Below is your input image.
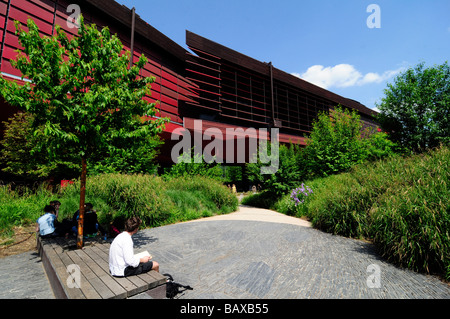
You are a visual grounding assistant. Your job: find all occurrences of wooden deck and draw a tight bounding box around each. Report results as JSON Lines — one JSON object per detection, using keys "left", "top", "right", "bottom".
{"left": 37, "top": 236, "right": 167, "bottom": 299}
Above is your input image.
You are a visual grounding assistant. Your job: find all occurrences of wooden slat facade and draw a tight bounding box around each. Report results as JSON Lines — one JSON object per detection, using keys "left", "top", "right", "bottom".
{"left": 0, "top": 0, "right": 378, "bottom": 168}
{"left": 0, "top": 0, "right": 198, "bottom": 137}
{"left": 185, "top": 30, "right": 378, "bottom": 142}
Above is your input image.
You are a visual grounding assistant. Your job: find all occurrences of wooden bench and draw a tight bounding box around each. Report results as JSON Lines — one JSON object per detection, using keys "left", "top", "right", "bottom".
{"left": 37, "top": 236, "right": 166, "bottom": 299}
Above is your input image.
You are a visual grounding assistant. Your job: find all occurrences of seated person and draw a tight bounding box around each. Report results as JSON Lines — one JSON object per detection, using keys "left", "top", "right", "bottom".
{"left": 109, "top": 216, "right": 159, "bottom": 277}
{"left": 72, "top": 203, "right": 105, "bottom": 237}
{"left": 84, "top": 205, "right": 100, "bottom": 236}
{"left": 50, "top": 200, "right": 61, "bottom": 219}
{"left": 109, "top": 215, "right": 125, "bottom": 238}
{"left": 36, "top": 205, "right": 58, "bottom": 238}
{"left": 71, "top": 203, "right": 93, "bottom": 228}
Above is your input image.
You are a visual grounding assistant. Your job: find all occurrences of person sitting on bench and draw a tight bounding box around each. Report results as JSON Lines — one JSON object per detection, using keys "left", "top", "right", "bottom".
{"left": 109, "top": 216, "right": 159, "bottom": 277}
{"left": 36, "top": 205, "right": 58, "bottom": 238}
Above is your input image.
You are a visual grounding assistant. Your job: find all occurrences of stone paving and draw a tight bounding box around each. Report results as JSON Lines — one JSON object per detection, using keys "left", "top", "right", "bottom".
{"left": 0, "top": 250, "right": 54, "bottom": 299}
{"left": 132, "top": 208, "right": 450, "bottom": 299}
{"left": 0, "top": 205, "right": 449, "bottom": 299}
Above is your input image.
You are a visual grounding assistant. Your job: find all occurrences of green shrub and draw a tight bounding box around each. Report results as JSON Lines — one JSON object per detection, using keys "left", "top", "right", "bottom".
{"left": 0, "top": 112, "right": 80, "bottom": 182}
{"left": 363, "top": 131, "right": 405, "bottom": 160}
{"left": 0, "top": 173, "right": 239, "bottom": 239}
{"left": 164, "top": 152, "right": 224, "bottom": 181}
{"left": 241, "top": 191, "right": 279, "bottom": 209}
{"left": 305, "top": 173, "right": 372, "bottom": 238}
{"left": 165, "top": 175, "right": 238, "bottom": 213}
{"left": 272, "top": 193, "right": 296, "bottom": 216}
{"left": 275, "top": 145, "right": 449, "bottom": 280}
{"left": 62, "top": 173, "right": 174, "bottom": 228}
{"left": 301, "top": 106, "right": 367, "bottom": 178}
{"left": 245, "top": 143, "right": 302, "bottom": 197}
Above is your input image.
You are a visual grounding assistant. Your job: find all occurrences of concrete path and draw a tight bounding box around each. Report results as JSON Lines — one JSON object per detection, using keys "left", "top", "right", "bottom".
{"left": 0, "top": 250, "right": 54, "bottom": 299}
{"left": 131, "top": 205, "right": 450, "bottom": 299}
{"left": 0, "top": 205, "right": 449, "bottom": 299}
{"left": 188, "top": 205, "right": 312, "bottom": 228}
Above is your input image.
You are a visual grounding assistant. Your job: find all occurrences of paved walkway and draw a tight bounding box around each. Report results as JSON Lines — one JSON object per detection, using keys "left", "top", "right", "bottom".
{"left": 0, "top": 205, "right": 449, "bottom": 299}
{"left": 0, "top": 249, "right": 54, "bottom": 299}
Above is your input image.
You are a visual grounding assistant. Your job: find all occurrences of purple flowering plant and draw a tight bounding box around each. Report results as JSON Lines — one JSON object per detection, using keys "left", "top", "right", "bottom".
{"left": 290, "top": 183, "right": 313, "bottom": 206}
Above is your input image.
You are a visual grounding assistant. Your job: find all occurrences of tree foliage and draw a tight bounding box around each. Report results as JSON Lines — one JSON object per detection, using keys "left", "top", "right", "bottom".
{"left": 301, "top": 106, "right": 367, "bottom": 178}
{"left": 246, "top": 143, "right": 302, "bottom": 197}
{"left": 0, "top": 16, "right": 167, "bottom": 247}
{"left": 246, "top": 106, "right": 400, "bottom": 196}
{"left": 0, "top": 16, "right": 166, "bottom": 160}
{"left": 0, "top": 112, "right": 79, "bottom": 181}
{"left": 376, "top": 61, "right": 450, "bottom": 152}
{"left": 0, "top": 112, "right": 163, "bottom": 180}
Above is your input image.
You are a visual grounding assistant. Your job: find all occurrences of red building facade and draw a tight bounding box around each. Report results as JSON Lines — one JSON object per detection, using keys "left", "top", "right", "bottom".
{"left": 0, "top": 0, "right": 198, "bottom": 164}
{"left": 0, "top": 0, "right": 378, "bottom": 168}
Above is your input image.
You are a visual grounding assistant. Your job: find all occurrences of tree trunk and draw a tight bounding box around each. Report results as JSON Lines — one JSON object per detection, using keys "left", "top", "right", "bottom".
{"left": 76, "top": 157, "right": 87, "bottom": 249}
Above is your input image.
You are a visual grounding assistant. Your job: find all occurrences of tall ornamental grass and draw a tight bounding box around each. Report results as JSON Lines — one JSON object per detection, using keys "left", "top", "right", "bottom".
{"left": 0, "top": 184, "right": 54, "bottom": 237}
{"left": 0, "top": 174, "right": 239, "bottom": 239}
{"left": 60, "top": 173, "right": 174, "bottom": 228}
{"left": 60, "top": 174, "right": 239, "bottom": 228}
{"left": 268, "top": 145, "right": 449, "bottom": 280}
{"left": 366, "top": 146, "right": 449, "bottom": 279}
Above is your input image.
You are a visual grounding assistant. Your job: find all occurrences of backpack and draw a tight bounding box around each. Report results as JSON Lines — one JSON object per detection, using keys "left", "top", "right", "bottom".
{"left": 164, "top": 273, "right": 193, "bottom": 299}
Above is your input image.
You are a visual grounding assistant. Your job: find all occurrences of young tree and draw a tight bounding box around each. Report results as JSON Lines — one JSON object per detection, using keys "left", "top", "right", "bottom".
{"left": 0, "top": 16, "right": 167, "bottom": 248}
{"left": 376, "top": 61, "right": 450, "bottom": 152}
{"left": 301, "top": 106, "right": 366, "bottom": 178}
{"left": 246, "top": 142, "right": 302, "bottom": 196}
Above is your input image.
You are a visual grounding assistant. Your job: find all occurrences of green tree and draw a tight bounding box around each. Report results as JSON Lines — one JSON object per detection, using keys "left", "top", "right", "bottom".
{"left": 245, "top": 107, "right": 399, "bottom": 194}
{"left": 246, "top": 142, "right": 302, "bottom": 196}
{"left": 0, "top": 112, "right": 79, "bottom": 181}
{"left": 376, "top": 61, "right": 450, "bottom": 152}
{"left": 1, "top": 112, "right": 163, "bottom": 179}
{"left": 302, "top": 106, "right": 366, "bottom": 178}
{"left": 88, "top": 134, "right": 162, "bottom": 176}
{"left": 0, "top": 17, "right": 167, "bottom": 248}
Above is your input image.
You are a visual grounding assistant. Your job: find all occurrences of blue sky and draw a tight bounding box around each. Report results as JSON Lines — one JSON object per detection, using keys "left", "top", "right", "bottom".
{"left": 115, "top": 0, "right": 450, "bottom": 111}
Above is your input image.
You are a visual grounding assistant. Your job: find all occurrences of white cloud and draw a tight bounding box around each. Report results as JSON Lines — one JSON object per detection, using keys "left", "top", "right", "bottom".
{"left": 292, "top": 64, "right": 403, "bottom": 89}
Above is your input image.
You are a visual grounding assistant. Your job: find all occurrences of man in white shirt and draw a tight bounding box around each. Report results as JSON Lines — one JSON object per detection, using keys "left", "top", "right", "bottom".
{"left": 109, "top": 217, "right": 159, "bottom": 277}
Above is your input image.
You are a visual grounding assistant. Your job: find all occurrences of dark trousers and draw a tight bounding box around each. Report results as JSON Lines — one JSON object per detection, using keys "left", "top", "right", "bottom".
{"left": 124, "top": 261, "right": 154, "bottom": 277}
